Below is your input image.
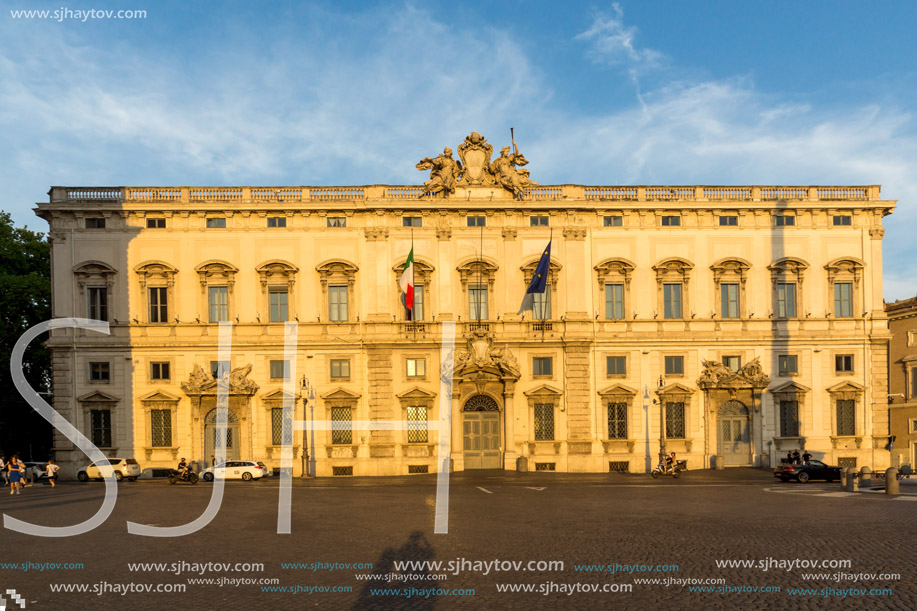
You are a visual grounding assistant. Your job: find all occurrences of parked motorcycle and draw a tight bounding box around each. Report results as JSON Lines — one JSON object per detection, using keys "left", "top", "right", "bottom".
{"left": 168, "top": 469, "right": 199, "bottom": 485}
{"left": 651, "top": 462, "right": 681, "bottom": 479}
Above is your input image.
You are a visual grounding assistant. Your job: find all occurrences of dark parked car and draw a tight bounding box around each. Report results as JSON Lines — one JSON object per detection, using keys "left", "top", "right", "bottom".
{"left": 774, "top": 459, "right": 842, "bottom": 483}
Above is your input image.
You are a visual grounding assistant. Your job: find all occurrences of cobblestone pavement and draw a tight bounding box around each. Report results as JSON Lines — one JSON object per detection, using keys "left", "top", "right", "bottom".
{"left": 0, "top": 469, "right": 914, "bottom": 610}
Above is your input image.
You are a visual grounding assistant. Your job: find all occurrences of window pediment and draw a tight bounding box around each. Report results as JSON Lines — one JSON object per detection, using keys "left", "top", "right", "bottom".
{"left": 657, "top": 383, "right": 694, "bottom": 400}
{"left": 520, "top": 257, "right": 562, "bottom": 287}
{"left": 768, "top": 257, "right": 809, "bottom": 278}
{"left": 523, "top": 384, "right": 563, "bottom": 398}
{"left": 594, "top": 258, "right": 635, "bottom": 283}
{"left": 316, "top": 259, "right": 359, "bottom": 290}
{"left": 597, "top": 383, "right": 638, "bottom": 399}
{"left": 652, "top": 258, "right": 693, "bottom": 281}
{"left": 260, "top": 388, "right": 301, "bottom": 403}
{"left": 195, "top": 260, "right": 238, "bottom": 290}
{"left": 710, "top": 258, "right": 751, "bottom": 283}
{"left": 456, "top": 257, "right": 499, "bottom": 287}
{"left": 256, "top": 260, "right": 299, "bottom": 292}
{"left": 74, "top": 260, "right": 117, "bottom": 294}
{"left": 321, "top": 388, "right": 361, "bottom": 407}
{"left": 825, "top": 258, "right": 864, "bottom": 284}
{"left": 78, "top": 390, "right": 119, "bottom": 403}
{"left": 826, "top": 381, "right": 865, "bottom": 398}
{"left": 139, "top": 390, "right": 181, "bottom": 403}
{"left": 769, "top": 381, "right": 810, "bottom": 397}
{"left": 397, "top": 387, "right": 437, "bottom": 408}
{"left": 392, "top": 258, "right": 434, "bottom": 283}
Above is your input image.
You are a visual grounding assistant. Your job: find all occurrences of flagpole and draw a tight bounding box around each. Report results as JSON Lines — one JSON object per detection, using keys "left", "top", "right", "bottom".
{"left": 412, "top": 227, "right": 416, "bottom": 342}
{"left": 542, "top": 227, "right": 552, "bottom": 342}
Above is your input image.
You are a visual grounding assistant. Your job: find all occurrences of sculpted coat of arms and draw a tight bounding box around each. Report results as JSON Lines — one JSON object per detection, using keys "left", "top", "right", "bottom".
{"left": 417, "top": 131, "right": 537, "bottom": 199}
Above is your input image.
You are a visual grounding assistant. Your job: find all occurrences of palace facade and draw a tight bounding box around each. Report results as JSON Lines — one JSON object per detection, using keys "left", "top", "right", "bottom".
{"left": 35, "top": 134, "right": 896, "bottom": 477}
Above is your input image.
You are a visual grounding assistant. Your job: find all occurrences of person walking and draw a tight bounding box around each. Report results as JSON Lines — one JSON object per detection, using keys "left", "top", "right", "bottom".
{"left": 8, "top": 456, "right": 23, "bottom": 495}
{"left": 46, "top": 459, "right": 60, "bottom": 488}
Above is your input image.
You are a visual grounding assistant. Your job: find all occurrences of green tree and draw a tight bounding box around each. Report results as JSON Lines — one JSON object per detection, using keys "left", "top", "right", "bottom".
{"left": 0, "top": 211, "right": 51, "bottom": 460}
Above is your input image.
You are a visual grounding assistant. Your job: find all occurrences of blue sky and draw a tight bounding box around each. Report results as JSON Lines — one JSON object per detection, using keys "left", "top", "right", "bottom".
{"left": 1, "top": 0, "right": 915, "bottom": 299}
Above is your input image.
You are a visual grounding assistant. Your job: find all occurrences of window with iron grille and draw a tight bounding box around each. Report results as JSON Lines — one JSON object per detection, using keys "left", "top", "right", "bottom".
{"left": 406, "top": 358, "right": 426, "bottom": 378}
{"left": 267, "top": 216, "right": 287, "bottom": 228}
{"left": 779, "top": 401, "right": 799, "bottom": 437}
{"left": 605, "top": 283, "right": 624, "bottom": 319}
{"left": 403, "top": 217, "right": 422, "bottom": 227}
{"left": 607, "top": 356, "right": 626, "bottom": 375}
{"left": 604, "top": 216, "right": 623, "bottom": 227}
{"left": 269, "top": 288, "right": 289, "bottom": 322}
{"left": 467, "top": 216, "right": 486, "bottom": 227}
{"left": 146, "top": 217, "right": 166, "bottom": 228}
{"left": 778, "top": 355, "right": 798, "bottom": 375}
{"left": 533, "top": 357, "right": 553, "bottom": 376}
{"left": 407, "top": 406, "right": 428, "bottom": 443}
{"left": 534, "top": 404, "right": 554, "bottom": 441}
{"left": 88, "top": 287, "right": 108, "bottom": 321}
{"left": 534, "top": 462, "right": 555, "bottom": 471}
{"left": 834, "top": 282, "right": 853, "bottom": 318}
{"left": 151, "top": 409, "right": 172, "bottom": 447}
{"left": 530, "top": 216, "right": 549, "bottom": 226}
{"left": 331, "top": 407, "right": 352, "bottom": 444}
{"left": 408, "top": 465, "right": 429, "bottom": 474}
{"left": 663, "top": 283, "right": 682, "bottom": 319}
{"left": 664, "top": 355, "right": 684, "bottom": 375}
{"left": 89, "top": 362, "right": 110, "bottom": 381}
{"left": 330, "top": 359, "right": 350, "bottom": 379}
{"left": 719, "top": 215, "right": 738, "bottom": 226}
{"left": 608, "top": 461, "right": 629, "bottom": 473}
{"left": 836, "top": 400, "right": 855, "bottom": 436}
{"left": 835, "top": 354, "right": 854, "bottom": 373}
{"left": 332, "top": 466, "right": 353, "bottom": 476}
{"left": 150, "top": 362, "right": 170, "bottom": 380}
{"left": 148, "top": 287, "right": 168, "bottom": 323}
{"left": 208, "top": 286, "right": 229, "bottom": 322}
{"left": 271, "top": 407, "right": 290, "bottom": 446}
{"left": 837, "top": 457, "right": 857, "bottom": 469}
{"left": 720, "top": 283, "right": 739, "bottom": 318}
{"left": 327, "top": 217, "right": 346, "bottom": 227}
{"left": 776, "top": 282, "right": 797, "bottom": 318}
{"left": 269, "top": 360, "right": 290, "bottom": 380}
{"left": 91, "top": 409, "right": 111, "bottom": 447}
{"left": 665, "top": 402, "right": 685, "bottom": 439}
{"left": 85, "top": 217, "right": 106, "bottom": 229}
{"left": 329, "top": 285, "right": 348, "bottom": 321}
{"left": 607, "top": 402, "right": 627, "bottom": 439}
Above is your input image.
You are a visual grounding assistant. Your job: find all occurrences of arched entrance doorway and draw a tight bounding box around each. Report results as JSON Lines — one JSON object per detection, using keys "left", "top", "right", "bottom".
{"left": 717, "top": 400, "right": 751, "bottom": 466}
{"left": 463, "top": 395, "right": 501, "bottom": 469}
{"left": 204, "top": 408, "right": 241, "bottom": 462}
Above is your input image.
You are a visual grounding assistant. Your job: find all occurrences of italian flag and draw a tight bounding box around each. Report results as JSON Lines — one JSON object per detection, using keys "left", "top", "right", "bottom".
{"left": 400, "top": 247, "right": 415, "bottom": 319}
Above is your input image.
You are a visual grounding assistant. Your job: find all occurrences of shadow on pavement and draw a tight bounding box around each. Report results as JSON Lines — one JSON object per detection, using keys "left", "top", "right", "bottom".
{"left": 353, "top": 531, "right": 438, "bottom": 610}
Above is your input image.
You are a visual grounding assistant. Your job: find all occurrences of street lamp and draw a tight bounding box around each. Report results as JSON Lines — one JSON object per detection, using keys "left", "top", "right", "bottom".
{"left": 300, "top": 376, "right": 315, "bottom": 477}
{"left": 656, "top": 375, "right": 666, "bottom": 468}
{"left": 642, "top": 386, "right": 651, "bottom": 472}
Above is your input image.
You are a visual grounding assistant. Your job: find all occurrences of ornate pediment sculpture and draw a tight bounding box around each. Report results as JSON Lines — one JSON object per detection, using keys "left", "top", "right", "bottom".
{"left": 457, "top": 131, "right": 494, "bottom": 186}
{"left": 181, "top": 363, "right": 260, "bottom": 396}
{"left": 697, "top": 357, "right": 770, "bottom": 390}
{"left": 416, "top": 147, "right": 462, "bottom": 197}
{"left": 452, "top": 330, "right": 520, "bottom": 379}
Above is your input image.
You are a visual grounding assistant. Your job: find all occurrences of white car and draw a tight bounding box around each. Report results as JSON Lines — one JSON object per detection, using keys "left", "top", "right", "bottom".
{"left": 77, "top": 458, "right": 141, "bottom": 482}
{"left": 200, "top": 461, "right": 266, "bottom": 482}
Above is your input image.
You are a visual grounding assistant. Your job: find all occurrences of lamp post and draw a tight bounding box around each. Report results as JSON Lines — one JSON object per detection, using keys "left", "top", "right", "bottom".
{"left": 300, "top": 376, "right": 313, "bottom": 477}
{"left": 656, "top": 375, "right": 666, "bottom": 468}
{"left": 643, "top": 386, "right": 651, "bottom": 473}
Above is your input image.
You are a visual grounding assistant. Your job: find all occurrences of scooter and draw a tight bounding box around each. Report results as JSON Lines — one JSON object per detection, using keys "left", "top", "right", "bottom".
{"left": 651, "top": 462, "right": 681, "bottom": 479}
{"left": 168, "top": 469, "right": 199, "bottom": 485}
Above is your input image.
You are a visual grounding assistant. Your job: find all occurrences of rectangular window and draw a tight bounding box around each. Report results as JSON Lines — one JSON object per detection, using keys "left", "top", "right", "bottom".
{"left": 533, "top": 357, "right": 553, "bottom": 376}
{"left": 267, "top": 216, "right": 287, "bottom": 228}
{"left": 89, "top": 362, "right": 110, "bottom": 381}
{"left": 88, "top": 287, "right": 108, "bottom": 322}
{"left": 469, "top": 285, "right": 488, "bottom": 320}
{"left": 778, "top": 355, "right": 798, "bottom": 376}
{"left": 467, "top": 216, "right": 486, "bottom": 227}
{"left": 328, "top": 285, "right": 348, "bottom": 322}
{"left": 90, "top": 409, "right": 111, "bottom": 447}
{"left": 663, "top": 283, "right": 683, "bottom": 319}
{"left": 330, "top": 359, "right": 350, "bottom": 379}
{"left": 151, "top": 409, "right": 172, "bottom": 447}
{"left": 720, "top": 283, "right": 739, "bottom": 318}
{"left": 664, "top": 356, "right": 684, "bottom": 375}
{"left": 779, "top": 401, "right": 799, "bottom": 437}
{"left": 533, "top": 285, "right": 551, "bottom": 319}
{"left": 150, "top": 362, "right": 170, "bottom": 381}
{"left": 148, "top": 287, "right": 168, "bottom": 323}
{"left": 271, "top": 408, "right": 284, "bottom": 446}
{"left": 723, "top": 356, "right": 741, "bottom": 372}
{"left": 835, "top": 354, "right": 854, "bottom": 373}
{"left": 834, "top": 282, "right": 853, "bottom": 318}
{"left": 534, "top": 404, "right": 554, "bottom": 441}
{"left": 603, "top": 216, "right": 623, "bottom": 227}
{"left": 146, "top": 218, "right": 166, "bottom": 229}
{"left": 406, "top": 358, "right": 426, "bottom": 378}
{"left": 661, "top": 216, "right": 681, "bottom": 227}
{"left": 331, "top": 407, "right": 352, "bottom": 445}
{"left": 403, "top": 217, "right": 422, "bottom": 227}
{"left": 665, "top": 402, "right": 685, "bottom": 439}
{"left": 775, "top": 215, "right": 795, "bottom": 227}
{"left": 836, "top": 400, "right": 856, "bottom": 436}
{"left": 327, "top": 217, "right": 346, "bottom": 228}
{"left": 269, "top": 288, "right": 289, "bottom": 322}
{"left": 606, "top": 356, "right": 626, "bottom": 375}
{"left": 719, "top": 216, "right": 738, "bottom": 226}
{"left": 776, "top": 282, "right": 797, "bottom": 318}
{"left": 206, "top": 217, "right": 226, "bottom": 228}
{"left": 832, "top": 215, "right": 852, "bottom": 226}
{"left": 407, "top": 406, "right": 428, "bottom": 443}
{"left": 208, "top": 286, "right": 229, "bottom": 322}
{"left": 210, "top": 361, "right": 230, "bottom": 379}
{"left": 530, "top": 216, "right": 549, "bottom": 226}
{"left": 605, "top": 283, "right": 624, "bottom": 320}
{"left": 608, "top": 403, "right": 627, "bottom": 439}
{"left": 85, "top": 217, "right": 106, "bottom": 229}
{"left": 269, "top": 360, "right": 290, "bottom": 380}
{"left": 407, "top": 284, "right": 425, "bottom": 321}
{"left": 911, "top": 368, "right": 917, "bottom": 399}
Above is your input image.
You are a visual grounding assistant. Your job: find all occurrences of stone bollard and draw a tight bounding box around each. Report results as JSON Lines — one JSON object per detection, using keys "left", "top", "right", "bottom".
{"left": 714, "top": 455, "right": 725, "bottom": 471}
{"left": 840, "top": 467, "right": 848, "bottom": 487}
{"left": 859, "top": 466, "right": 872, "bottom": 488}
{"left": 516, "top": 456, "right": 528, "bottom": 473}
{"left": 885, "top": 468, "right": 899, "bottom": 496}
{"left": 845, "top": 468, "right": 859, "bottom": 492}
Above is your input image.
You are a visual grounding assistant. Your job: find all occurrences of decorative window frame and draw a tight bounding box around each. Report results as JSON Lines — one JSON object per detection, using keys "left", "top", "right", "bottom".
{"left": 148, "top": 359, "right": 173, "bottom": 383}
{"left": 767, "top": 257, "right": 808, "bottom": 319}
{"left": 256, "top": 260, "right": 299, "bottom": 322}
{"left": 827, "top": 381, "right": 865, "bottom": 446}
{"left": 520, "top": 256, "right": 562, "bottom": 320}
{"left": 195, "top": 260, "right": 239, "bottom": 322}
{"left": 594, "top": 258, "right": 635, "bottom": 320}
{"left": 824, "top": 257, "right": 864, "bottom": 318}
{"left": 316, "top": 259, "right": 359, "bottom": 323}
{"left": 261, "top": 388, "right": 301, "bottom": 451}
{"left": 524, "top": 384, "right": 563, "bottom": 445}
{"left": 77, "top": 390, "right": 119, "bottom": 450}
{"left": 597, "top": 383, "right": 637, "bottom": 450}
{"left": 652, "top": 258, "right": 693, "bottom": 320}
{"left": 73, "top": 261, "right": 117, "bottom": 321}
{"left": 769, "top": 381, "right": 810, "bottom": 448}
{"left": 456, "top": 257, "right": 499, "bottom": 320}
{"left": 321, "top": 388, "right": 361, "bottom": 453}
{"left": 396, "top": 387, "right": 437, "bottom": 446}
{"left": 135, "top": 260, "right": 178, "bottom": 324}
{"left": 656, "top": 383, "right": 695, "bottom": 446}
{"left": 138, "top": 390, "right": 180, "bottom": 455}
{"left": 392, "top": 258, "right": 435, "bottom": 321}
{"left": 710, "top": 258, "right": 751, "bottom": 319}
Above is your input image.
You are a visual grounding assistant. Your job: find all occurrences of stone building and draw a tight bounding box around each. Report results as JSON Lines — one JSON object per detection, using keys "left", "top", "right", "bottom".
{"left": 886, "top": 296, "right": 917, "bottom": 467}
{"left": 34, "top": 132, "right": 896, "bottom": 477}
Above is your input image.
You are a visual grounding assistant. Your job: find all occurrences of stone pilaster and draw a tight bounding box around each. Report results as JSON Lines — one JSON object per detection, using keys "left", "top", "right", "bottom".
{"left": 565, "top": 343, "right": 592, "bottom": 440}
{"left": 367, "top": 348, "right": 394, "bottom": 444}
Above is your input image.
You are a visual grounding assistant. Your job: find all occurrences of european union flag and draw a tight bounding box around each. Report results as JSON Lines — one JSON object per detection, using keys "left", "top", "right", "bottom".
{"left": 518, "top": 240, "right": 552, "bottom": 315}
